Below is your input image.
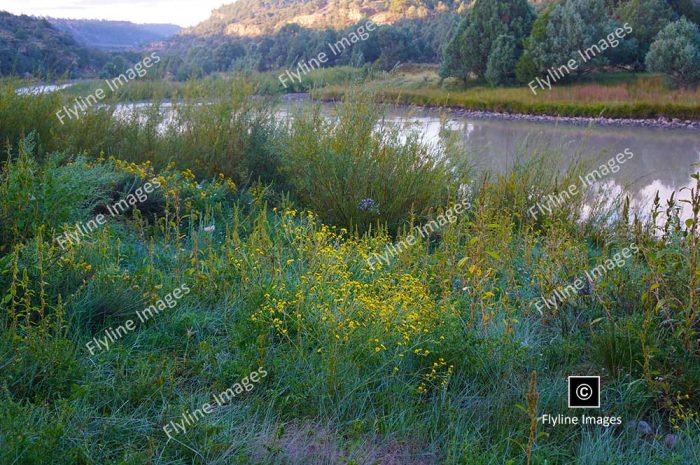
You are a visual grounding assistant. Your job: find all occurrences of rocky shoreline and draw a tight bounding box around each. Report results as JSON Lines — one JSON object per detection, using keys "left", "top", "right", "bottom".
{"left": 295, "top": 93, "right": 700, "bottom": 130}
{"left": 427, "top": 106, "right": 700, "bottom": 130}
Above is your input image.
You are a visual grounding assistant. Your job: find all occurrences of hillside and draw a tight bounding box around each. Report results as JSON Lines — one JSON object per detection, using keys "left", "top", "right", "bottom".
{"left": 48, "top": 19, "right": 181, "bottom": 51}
{"left": 185, "top": 0, "right": 468, "bottom": 37}
{"left": 184, "top": 0, "right": 700, "bottom": 38}
{"left": 0, "top": 11, "right": 106, "bottom": 77}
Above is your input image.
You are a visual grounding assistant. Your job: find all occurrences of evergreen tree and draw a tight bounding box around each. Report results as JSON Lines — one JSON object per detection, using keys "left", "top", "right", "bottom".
{"left": 485, "top": 34, "right": 519, "bottom": 85}
{"left": 441, "top": 0, "right": 535, "bottom": 82}
{"left": 526, "top": 0, "right": 611, "bottom": 75}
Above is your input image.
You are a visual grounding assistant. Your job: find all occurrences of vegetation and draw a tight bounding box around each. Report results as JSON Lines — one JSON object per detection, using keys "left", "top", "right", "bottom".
{"left": 1, "top": 79, "right": 699, "bottom": 464}
{"left": 317, "top": 66, "right": 700, "bottom": 119}
{"left": 526, "top": 0, "right": 624, "bottom": 72}
{"left": 615, "top": 0, "right": 676, "bottom": 66}
{"left": 157, "top": 13, "right": 461, "bottom": 80}
{"left": 646, "top": 18, "right": 700, "bottom": 86}
{"left": 440, "top": 0, "right": 535, "bottom": 84}
{"left": 0, "top": 11, "right": 109, "bottom": 77}
{"left": 4, "top": 0, "right": 700, "bottom": 92}
{"left": 442, "top": 0, "right": 700, "bottom": 87}
{"left": 48, "top": 18, "right": 181, "bottom": 51}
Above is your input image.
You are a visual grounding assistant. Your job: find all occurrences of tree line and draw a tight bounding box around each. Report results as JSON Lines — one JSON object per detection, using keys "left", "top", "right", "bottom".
{"left": 440, "top": 0, "right": 700, "bottom": 86}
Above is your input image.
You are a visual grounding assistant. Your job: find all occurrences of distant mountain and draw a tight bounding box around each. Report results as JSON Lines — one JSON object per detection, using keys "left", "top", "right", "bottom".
{"left": 0, "top": 11, "right": 106, "bottom": 77}
{"left": 48, "top": 18, "right": 181, "bottom": 50}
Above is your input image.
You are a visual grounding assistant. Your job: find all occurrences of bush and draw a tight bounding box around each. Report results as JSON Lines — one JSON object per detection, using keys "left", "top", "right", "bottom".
{"left": 279, "top": 91, "right": 458, "bottom": 232}
{"left": 0, "top": 134, "right": 119, "bottom": 251}
{"left": 646, "top": 18, "right": 700, "bottom": 86}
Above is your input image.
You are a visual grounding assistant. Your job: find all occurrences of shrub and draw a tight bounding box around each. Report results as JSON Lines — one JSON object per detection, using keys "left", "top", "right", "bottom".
{"left": 0, "top": 134, "right": 119, "bottom": 251}
{"left": 646, "top": 18, "right": 700, "bottom": 86}
{"left": 279, "top": 91, "right": 457, "bottom": 232}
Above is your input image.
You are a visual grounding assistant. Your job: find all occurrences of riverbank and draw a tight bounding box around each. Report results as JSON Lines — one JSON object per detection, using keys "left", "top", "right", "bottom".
{"left": 310, "top": 91, "right": 700, "bottom": 129}
{"left": 313, "top": 67, "right": 700, "bottom": 126}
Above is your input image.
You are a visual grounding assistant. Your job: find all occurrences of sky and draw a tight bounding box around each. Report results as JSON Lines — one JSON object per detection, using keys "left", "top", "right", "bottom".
{"left": 1, "top": 0, "right": 229, "bottom": 27}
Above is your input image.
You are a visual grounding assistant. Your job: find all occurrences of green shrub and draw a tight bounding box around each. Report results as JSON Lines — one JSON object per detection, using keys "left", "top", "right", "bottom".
{"left": 0, "top": 134, "right": 119, "bottom": 251}
{"left": 280, "top": 91, "right": 458, "bottom": 232}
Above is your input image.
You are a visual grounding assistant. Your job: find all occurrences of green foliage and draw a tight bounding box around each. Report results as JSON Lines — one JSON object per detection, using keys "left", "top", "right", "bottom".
{"left": 442, "top": 0, "right": 535, "bottom": 81}
{"left": 515, "top": 50, "right": 539, "bottom": 83}
{"left": 279, "top": 91, "right": 457, "bottom": 232}
{"left": 0, "top": 12, "right": 109, "bottom": 78}
{"left": 162, "top": 12, "right": 463, "bottom": 77}
{"left": 616, "top": 0, "right": 676, "bottom": 48}
{"left": 486, "top": 34, "right": 519, "bottom": 85}
{"left": 646, "top": 18, "right": 700, "bottom": 85}
{"left": 1, "top": 77, "right": 700, "bottom": 465}
{"left": 615, "top": 0, "right": 677, "bottom": 65}
{"left": 0, "top": 136, "right": 120, "bottom": 251}
{"left": 440, "top": 17, "right": 470, "bottom": 80}
{"left": 527, "top": 0, "right": 611, "bottom": 74}
{"left": 668, "top": 0, "right": 700, "bottom": 23}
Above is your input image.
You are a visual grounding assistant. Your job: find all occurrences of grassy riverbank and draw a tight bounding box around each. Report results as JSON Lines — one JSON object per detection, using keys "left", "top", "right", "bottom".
{"left": 1, "top": 81, "right": 700, "bottom": 464}
{"left": 52, "top": 66, "right": 370, "bottom": 102}
{"left": 314, "top": 65, "right": 700, "bottom": 120}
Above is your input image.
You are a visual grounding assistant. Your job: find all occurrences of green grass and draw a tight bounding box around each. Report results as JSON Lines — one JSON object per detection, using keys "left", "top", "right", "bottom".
{"left": 314, "top": 66, "right": 700, "bottom": 120}
{"left": 55, "top": 66, "right": 372, "bottom": 103}
{"left": 1, "top": 80, "right": 699, "bottom": 464}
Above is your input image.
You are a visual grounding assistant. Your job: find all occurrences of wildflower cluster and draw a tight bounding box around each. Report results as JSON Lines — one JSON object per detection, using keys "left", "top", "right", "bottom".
{"left": 250, "top": 208, "right": 459, "bottom": 393}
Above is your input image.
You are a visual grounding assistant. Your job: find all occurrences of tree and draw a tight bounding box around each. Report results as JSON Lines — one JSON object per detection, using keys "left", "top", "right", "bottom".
{"left": 615, "top": 0, "right": 676, "bottom": 64}
{"left": 440, "top": 17, "right": 470, "bottom": 79}
{"left": 667, "top": 0, "right": 700, "bottom": 23}
{"left": 515, "top": 4, "right": 552, "bottom": 83}
{"left": 526, "top": 0, "right": 611, "bottom": 75}
{"left": 646, "top": 18, "right": 700, "bottom": 86}
{"left": 485, "top": 34, "right": 518, "bottom": 85}
{"left": 213, "top": 42, "right": 246, "bottom": 71}
{"left": 441, "top": 0, "right": 535, "bottom": 82}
